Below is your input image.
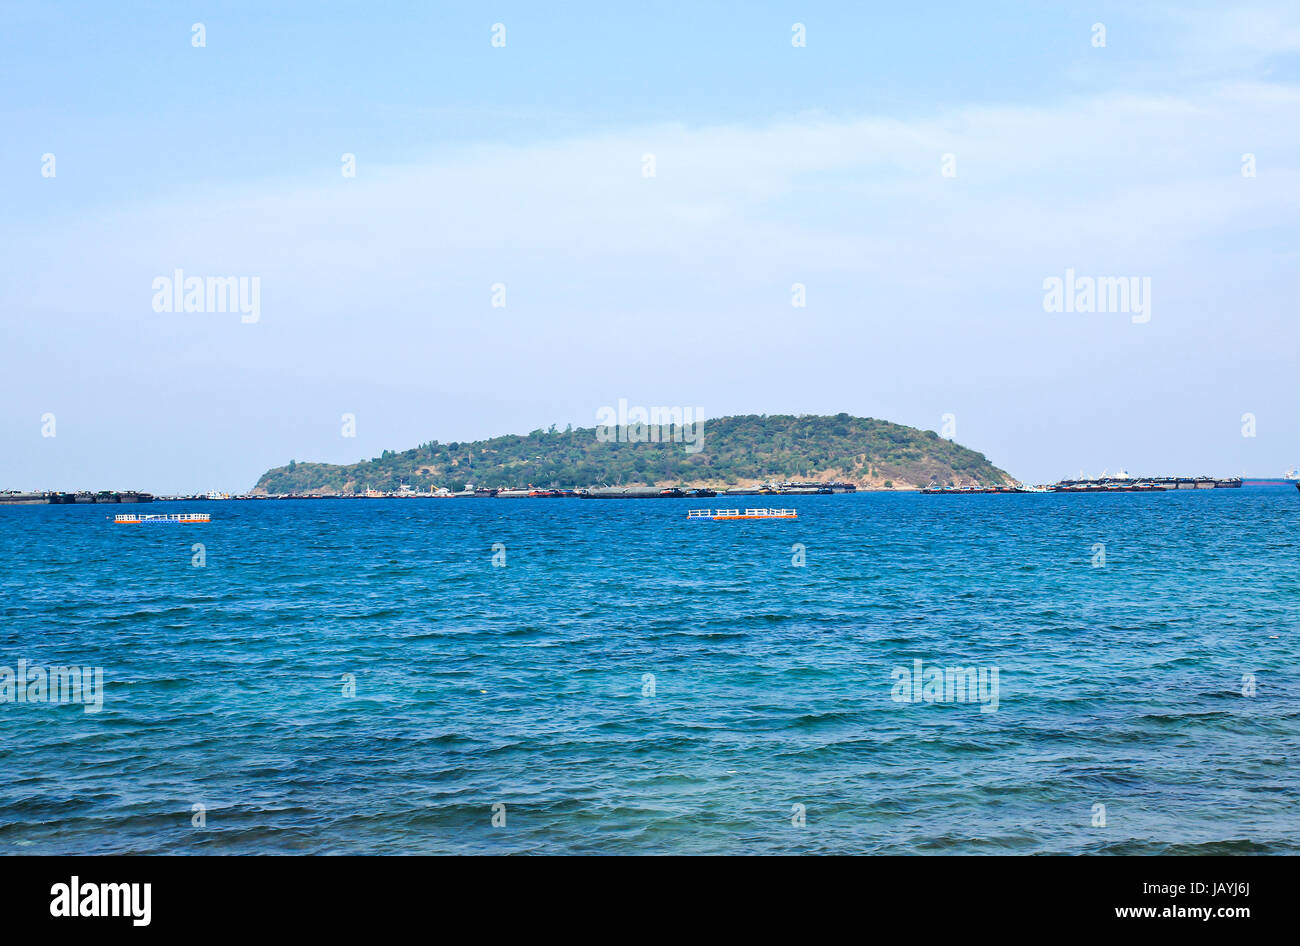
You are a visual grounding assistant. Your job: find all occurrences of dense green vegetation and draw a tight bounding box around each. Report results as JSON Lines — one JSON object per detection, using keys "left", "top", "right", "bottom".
{"left": 254, "top": 414, "right": 1014, "bottom": 493}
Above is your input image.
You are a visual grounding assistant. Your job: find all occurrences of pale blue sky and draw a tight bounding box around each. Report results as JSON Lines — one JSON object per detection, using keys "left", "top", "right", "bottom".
{"left": 2, "top": 1, "right": 1298, "bottom": 490}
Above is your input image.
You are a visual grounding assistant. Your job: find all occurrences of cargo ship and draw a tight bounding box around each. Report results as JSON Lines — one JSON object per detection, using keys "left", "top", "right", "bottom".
{"left": 1245, "top": 470, "right": 1300, "bottom": 486}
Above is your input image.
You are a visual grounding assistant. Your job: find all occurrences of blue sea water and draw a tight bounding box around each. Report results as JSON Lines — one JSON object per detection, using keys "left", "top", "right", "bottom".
{"left": 1, "top": 489, "right": 1298, "bottom": 855}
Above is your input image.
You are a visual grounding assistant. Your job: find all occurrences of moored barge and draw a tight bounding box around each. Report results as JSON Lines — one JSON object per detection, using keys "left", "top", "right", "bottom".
{"left": 1, "top": 490, "right": 154, "bottom": 504}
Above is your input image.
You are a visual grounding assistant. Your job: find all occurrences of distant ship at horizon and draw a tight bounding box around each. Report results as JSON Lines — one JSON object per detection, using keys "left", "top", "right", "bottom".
{"left": 1241, "top": 469, "right": 1300, "bottom": 487}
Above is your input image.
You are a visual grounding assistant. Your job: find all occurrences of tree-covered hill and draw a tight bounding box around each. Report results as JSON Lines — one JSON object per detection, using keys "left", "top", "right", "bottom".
{"left": 253, "top": 413, "right": 1014, "bottom": 493}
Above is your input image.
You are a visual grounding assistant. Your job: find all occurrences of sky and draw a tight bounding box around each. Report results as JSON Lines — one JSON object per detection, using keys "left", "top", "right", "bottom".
{"left": 2, "top": 1, "right": 1298, "bottom": 491}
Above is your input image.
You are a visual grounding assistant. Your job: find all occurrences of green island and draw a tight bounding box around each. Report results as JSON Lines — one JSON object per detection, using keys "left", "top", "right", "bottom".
{"left": 253, "top": 413, "right": 1014, "bottom": 493}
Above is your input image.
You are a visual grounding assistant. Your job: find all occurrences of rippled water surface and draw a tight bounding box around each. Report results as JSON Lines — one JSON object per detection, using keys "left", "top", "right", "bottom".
{"left": 2, "top": 490, "right": 1298, "bottom": 854}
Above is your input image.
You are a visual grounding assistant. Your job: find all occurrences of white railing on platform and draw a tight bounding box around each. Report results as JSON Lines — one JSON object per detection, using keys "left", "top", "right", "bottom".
{"left": 686, "top": 508, "right": 797, "bottom": 519}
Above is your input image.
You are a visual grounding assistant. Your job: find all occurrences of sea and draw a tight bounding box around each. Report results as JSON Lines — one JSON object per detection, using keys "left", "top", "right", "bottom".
{"left": 1, "top": 488, "right": 1297, "bottom": 854}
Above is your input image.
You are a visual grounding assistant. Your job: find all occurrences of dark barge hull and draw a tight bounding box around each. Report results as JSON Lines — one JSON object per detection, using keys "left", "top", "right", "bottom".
{"left": 1, "top": 491, "right": 154, "bottom": 504}
{"left": 582, "top": 487, "right": 709, "bottom": 499}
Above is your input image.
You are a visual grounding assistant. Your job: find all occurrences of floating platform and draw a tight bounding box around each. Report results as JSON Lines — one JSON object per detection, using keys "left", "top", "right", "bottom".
{"left": 1, "top": 490, "right": 154, "bottom": 504}
{"left": 115, "top": 513, "right": 210, "bottom": 524}
{"left": 687, "top": 508, "right": 797, "bottom": 520}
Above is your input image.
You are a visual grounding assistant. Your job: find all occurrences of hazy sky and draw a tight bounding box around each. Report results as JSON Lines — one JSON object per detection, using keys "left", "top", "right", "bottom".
{"left": 3, "top": 1, "right": 1298, "bottom": 491}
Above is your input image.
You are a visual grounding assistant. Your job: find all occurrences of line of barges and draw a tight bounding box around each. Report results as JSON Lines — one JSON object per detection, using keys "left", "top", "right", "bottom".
{"left": 0, "top": 490, "right": 154, "bottom": 505}
{"left": 922, "top": 474, "right": 1245, "bottom": 494}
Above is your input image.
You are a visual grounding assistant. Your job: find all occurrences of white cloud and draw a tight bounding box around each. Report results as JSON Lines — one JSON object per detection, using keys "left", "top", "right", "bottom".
{"left": 10, "top": 80, "right": 1298, "bottom": 322}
